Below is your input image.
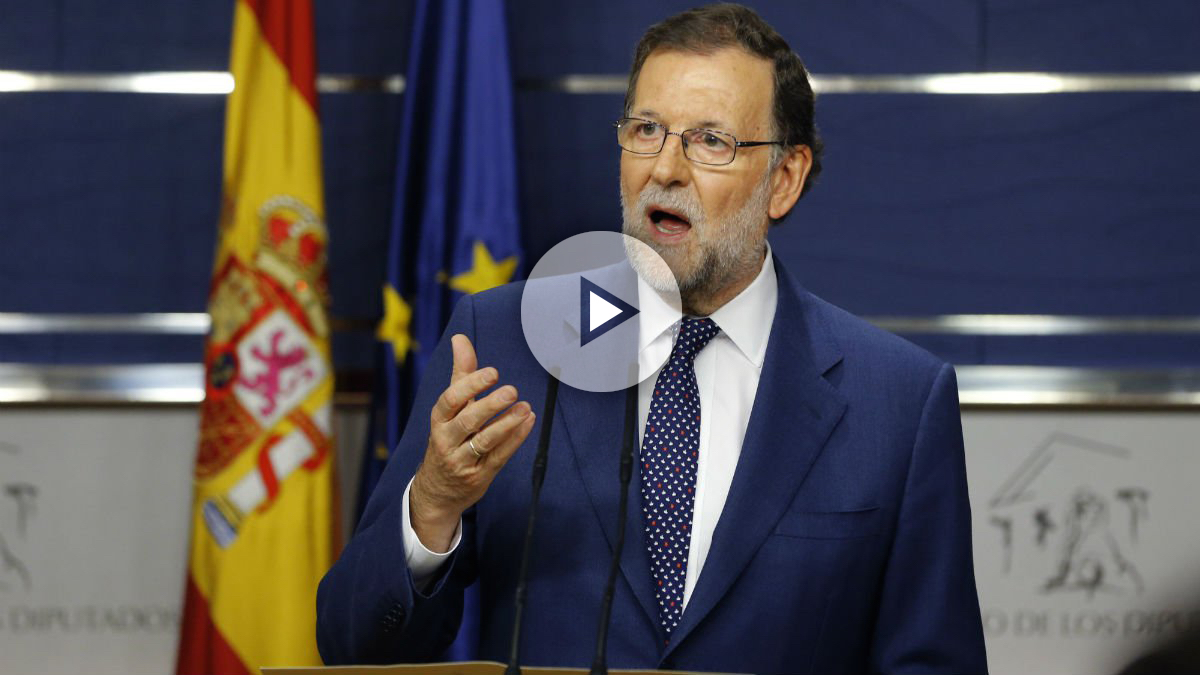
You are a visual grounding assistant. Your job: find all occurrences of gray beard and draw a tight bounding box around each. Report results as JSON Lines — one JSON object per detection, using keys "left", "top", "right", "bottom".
{"left": 621, "top": 174, "right": 771, "bottom": 299}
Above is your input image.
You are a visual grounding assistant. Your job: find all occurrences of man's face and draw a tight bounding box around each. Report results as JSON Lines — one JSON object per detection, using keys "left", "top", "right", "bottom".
{"left": 620, "top": 47, "right": 777, "bottom": 296}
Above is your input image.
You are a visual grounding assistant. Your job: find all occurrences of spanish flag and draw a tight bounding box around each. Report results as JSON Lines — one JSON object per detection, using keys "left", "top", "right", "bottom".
{"left": 177, "top": 2, "right": 335, "bottom": 673}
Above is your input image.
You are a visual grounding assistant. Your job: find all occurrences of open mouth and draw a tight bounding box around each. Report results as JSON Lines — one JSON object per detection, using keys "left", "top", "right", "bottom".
{"left": 647, "top": 206, "right": 692, "bottom": 237}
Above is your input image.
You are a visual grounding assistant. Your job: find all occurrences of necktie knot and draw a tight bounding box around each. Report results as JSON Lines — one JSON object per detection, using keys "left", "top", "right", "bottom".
{"left": 671, "top": 317, "right": 720, "bottom": 360}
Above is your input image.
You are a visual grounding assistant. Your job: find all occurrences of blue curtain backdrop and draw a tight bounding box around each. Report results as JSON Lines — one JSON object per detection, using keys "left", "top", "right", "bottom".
{"left": 2, "top": 1, "right": 1198, "bottom": 370}
{"left": 359, "top": 0, "right": 523, "bottom": 661}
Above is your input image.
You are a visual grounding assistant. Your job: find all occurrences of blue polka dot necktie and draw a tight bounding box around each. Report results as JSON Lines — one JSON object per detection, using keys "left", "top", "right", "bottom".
{"left": 640, "top": 316, "right": 720, "bottom": 638}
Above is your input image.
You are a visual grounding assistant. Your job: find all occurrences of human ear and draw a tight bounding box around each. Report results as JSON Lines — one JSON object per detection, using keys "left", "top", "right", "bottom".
{"left": 768, "top": 144, "right": 812, "bottom": 220}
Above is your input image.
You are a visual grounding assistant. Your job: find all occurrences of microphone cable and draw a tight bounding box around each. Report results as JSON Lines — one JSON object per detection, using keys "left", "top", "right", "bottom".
{"left": 505, "top": 368, "right": 560, "bottom": 675}
{"left": 589, "top": 383, "right": 639, "bottom": 675}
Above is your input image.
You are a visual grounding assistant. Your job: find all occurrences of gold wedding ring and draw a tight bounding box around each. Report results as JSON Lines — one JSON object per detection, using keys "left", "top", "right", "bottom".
{"left": 468, "top": 437, "right": 483, "bottom": 459}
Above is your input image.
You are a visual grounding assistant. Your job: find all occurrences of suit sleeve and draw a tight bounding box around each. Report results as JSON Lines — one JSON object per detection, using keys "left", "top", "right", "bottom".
{"left": 316, "top": 295, "right": 480, "bottom": 664}
{"left": 869, "top": 363, "right": 989, "bottom": 674}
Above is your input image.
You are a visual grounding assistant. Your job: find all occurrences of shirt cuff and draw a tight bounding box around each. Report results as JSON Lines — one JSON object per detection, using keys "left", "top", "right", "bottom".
{"left": 402, "top": 477, "right": 462, "bottom": 588}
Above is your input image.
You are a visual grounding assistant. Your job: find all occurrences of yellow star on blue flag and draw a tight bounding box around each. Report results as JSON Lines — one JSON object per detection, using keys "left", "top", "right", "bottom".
{"left": 376, "top": 283, "right": 414, "bottom": 362}
{"left": 448, "top": 240, "right": 518, "bottom": 294}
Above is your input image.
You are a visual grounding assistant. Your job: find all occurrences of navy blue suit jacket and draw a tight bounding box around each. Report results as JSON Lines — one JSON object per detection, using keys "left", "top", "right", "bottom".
{"left": 317, "top": 258, "right": 987, "bottom": 674}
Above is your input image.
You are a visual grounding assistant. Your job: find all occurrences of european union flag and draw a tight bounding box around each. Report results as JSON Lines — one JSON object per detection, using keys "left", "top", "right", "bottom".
{"left": 362, "top": 0, "right": 523, "bottom": 658}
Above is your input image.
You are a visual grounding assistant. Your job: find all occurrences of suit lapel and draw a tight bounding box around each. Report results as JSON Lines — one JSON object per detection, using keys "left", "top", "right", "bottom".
{"left": 663, "top": 258, "right": 847, "bottom": 658}
{"left": 545, "top": 260, "right": 662, "bottom": 636}
{"left": 557, "top": 382, "right": 664, "bottom": 640}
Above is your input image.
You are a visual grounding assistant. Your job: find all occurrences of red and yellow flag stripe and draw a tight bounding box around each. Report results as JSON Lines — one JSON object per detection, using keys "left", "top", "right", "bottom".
{"left": 178, "top": 2, "right": 334, "bottom": 674}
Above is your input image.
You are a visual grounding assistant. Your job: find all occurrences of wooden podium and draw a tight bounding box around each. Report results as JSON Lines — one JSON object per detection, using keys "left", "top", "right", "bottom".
{"left": 264, "top": 662, "right": 745, "bottom": 674}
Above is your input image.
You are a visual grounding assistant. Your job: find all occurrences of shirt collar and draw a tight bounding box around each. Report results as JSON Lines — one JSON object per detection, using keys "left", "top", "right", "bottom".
{"left": 707, "top": 243, "right": 777, "bottom": 368}
{"left": 637, "top": 242, "right": 778, "bottom": 369}
{"left": 637, "top": 272, "right": 683, "bottom": 353}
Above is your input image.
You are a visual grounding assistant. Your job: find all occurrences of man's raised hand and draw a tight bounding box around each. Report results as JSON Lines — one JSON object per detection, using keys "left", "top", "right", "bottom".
{"left": 409, "top": 334, "right": 536, "bottom": 552}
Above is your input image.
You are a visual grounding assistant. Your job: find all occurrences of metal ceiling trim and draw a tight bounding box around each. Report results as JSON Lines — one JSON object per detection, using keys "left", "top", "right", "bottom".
{"left": 3, "top": 363, "right": 1200, "bottom": 407}
{"left": 4, "top": 70, "right": 1200, "bottom": 95}
{"left": 5, "top": 312, "right": 1200, "bottom": 336}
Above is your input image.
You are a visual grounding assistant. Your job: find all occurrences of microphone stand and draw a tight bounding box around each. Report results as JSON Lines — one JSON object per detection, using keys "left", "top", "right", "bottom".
{"left": 589, "top": 384, "right": 639, "bottom": 675}
{"left": 505, "top": 368, "right": 560, "bottom": 675}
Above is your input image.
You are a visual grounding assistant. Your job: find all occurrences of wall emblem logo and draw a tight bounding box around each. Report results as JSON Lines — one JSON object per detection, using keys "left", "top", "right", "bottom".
{"left": 988, "top": 432, "right": 1148, "bottom": 599}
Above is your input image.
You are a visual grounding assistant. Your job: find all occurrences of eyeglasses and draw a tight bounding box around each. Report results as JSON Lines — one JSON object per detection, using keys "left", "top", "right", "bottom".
{"left": 614, "top": 117, "right": 784, "bottom": 166}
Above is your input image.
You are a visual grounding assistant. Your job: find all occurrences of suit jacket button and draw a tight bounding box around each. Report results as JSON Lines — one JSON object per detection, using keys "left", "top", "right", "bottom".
{"left": 381, "top": 606, "right": 406, "bottom": 632}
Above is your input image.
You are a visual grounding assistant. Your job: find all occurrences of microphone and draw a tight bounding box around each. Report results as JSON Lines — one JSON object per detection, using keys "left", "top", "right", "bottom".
{"left": 505, "top": 367, "right": 560, "bottom": 675}
{"left": 589, "top": 382, "right": 639, "bottom": 675}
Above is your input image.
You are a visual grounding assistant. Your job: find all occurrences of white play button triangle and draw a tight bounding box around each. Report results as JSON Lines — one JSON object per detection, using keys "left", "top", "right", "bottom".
{"left": 589, "top": 290, "right": 622, "bottom": 331}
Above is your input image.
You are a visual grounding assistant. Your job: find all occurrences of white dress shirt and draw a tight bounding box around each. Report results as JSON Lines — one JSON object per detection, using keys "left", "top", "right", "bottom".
{"left": 403, "top": 247, "right": 778, "bottom": 611}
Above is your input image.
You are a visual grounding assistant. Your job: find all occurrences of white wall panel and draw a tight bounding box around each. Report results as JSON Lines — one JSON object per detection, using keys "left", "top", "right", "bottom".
{"left": 965, "top": 412, "right": 1200, "bottom": 674}
{"left": 0, "top": 406, "right": 366, "bottom": 675}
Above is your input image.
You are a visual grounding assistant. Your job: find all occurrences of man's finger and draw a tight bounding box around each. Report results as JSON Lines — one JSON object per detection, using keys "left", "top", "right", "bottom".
{"left": 464, "top": 400, "right": 531, "bottom": 459}
{"left": 432, "top": 366, "right": 498, "bottom": 424}
{"left": 450, "top": 334, "right": 478, "bottom": 384}
{"left": 481, "top": 409, "right": 537, "bottom": 471}
{"left": 446, "top": 386, "right": 519, "bottom": 446}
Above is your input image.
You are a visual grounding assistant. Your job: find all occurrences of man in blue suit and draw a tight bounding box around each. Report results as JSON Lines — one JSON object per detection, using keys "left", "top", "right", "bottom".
{"left": 318, "top": 5, "right": 987, "bottom": 673}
